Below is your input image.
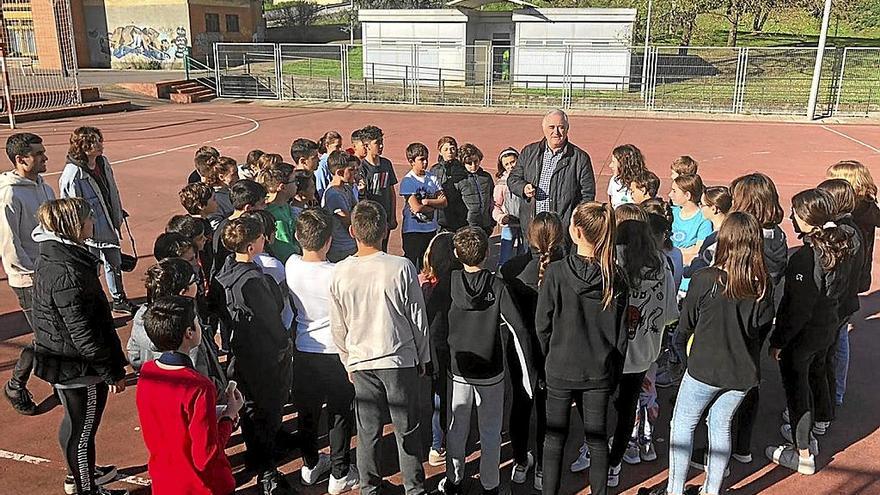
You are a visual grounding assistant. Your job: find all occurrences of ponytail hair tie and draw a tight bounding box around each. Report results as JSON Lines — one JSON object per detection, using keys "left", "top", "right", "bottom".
{"left": 823, "top": 221, "right": 837, "bottom": 229}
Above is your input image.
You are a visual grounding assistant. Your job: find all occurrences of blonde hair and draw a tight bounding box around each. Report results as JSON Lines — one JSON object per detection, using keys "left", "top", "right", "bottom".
{"left": 571, "top": 202, "right": 617, "bottom": 309}
{"left": 827, "top": 160, "right": 877, "bottom": 202}
{"left": 37, "top": 198, "right": 92, "bottom": 242}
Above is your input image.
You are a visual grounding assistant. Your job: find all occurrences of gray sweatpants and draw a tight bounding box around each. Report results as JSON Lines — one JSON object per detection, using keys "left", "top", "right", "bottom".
{"left": 352, "top": 367, "right": 427, "bottom": 495}
{"left": 446, "top": 376, "right": 505, "bottom": 490}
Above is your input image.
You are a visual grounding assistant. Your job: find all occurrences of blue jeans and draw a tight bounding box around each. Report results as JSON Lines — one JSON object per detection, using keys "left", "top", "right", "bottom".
{"left": 668, "top": 372, "right": 748, "bottom": 495}
{"left": 431, "top": 392, "right": 442, "bottom": 451}
{"left": 498, "top": 226, "right": 524, "bottom": 267}
{"left": 88, "top": 246, "right": 125, "bottom": 300}
{"left": 835, "top": 322, "right": 849, "bottom": 405}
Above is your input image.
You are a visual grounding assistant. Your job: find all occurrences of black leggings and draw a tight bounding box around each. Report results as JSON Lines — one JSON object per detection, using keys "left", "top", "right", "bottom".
{"left": 9, "top": 286, "right": 35, "bottom": 390}
{"left": 779, "top": 346, "right": 824, "bottom": 450}
{"left": 609, "top": 371, "right": 647, "bottom": 467}
{"left": 544, "top": 386, "right": 612, "bottom": 495}
{"left": 57, "top": 383, "right": 109, "bottom": 494}
{"left": 509, "top": 380, "right": 547, "bottom": 467}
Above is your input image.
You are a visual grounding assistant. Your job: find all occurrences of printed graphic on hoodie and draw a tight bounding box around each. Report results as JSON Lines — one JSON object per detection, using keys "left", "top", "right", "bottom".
{"left": 625, "top": 277, "right": 667, "bottom": 341}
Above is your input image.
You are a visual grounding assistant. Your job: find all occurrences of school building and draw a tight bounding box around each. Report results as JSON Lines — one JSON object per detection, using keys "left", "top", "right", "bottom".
{"left": 1, "top": 0, "right": 263, "bottom": 70}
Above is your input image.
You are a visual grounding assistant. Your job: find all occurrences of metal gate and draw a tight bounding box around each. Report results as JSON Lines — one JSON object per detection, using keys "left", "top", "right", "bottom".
{"left": 0, "top": 0, "right": 81, "bottom": 128}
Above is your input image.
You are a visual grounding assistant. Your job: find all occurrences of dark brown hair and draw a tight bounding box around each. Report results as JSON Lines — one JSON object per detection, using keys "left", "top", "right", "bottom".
{"left": 730, "top": 173, "right": 784, "bottom": 228}
{"left": 673, "top": 174, "right": 704, "bottom": 205}
{"left": 222, "top": 216, "right": 264, "bottom": 254}
{"left": 714, "top": 211, "right": 767, "bottom": 300}
{"left": 453, "top": 226, "right": 489, "bottom": 266}
{"left": 612, "top": 144, "right": 647, "bottom": 191}
{"left": 632, "top": 170, "right": 660, "bottom": 198}
{"left": 179, "top": 182, "right": 214, "bottom": 215}
{"left": 671, "top": 155, "right": 698, "bottom": 176}
{"left": 68, "top": 126, "right": 103, "bottom": 165}
{"left": 437, "top": 136, "right": 458, "bottom": 151}
{"left": 257, "top": 162, "right": 295, "bottom": 191}
{"left": 528, "top": 212, "right": 564, "bottom": 287}
{"left": 406, "top": 143, "right": 429, "bottom": 163}
{"left": 351, "top": 200, "right": 387, "bottom": 248}
{"left": 615, "top": 203, "right": 648, "bottom": 224}
{"left": 703, "top": 185, "right": 732, "bottom": 214}
{"left": 296, "top": 208, "right": 334, "bottom": 252}
{"left": 458, "top": 143, "right": 483, "bottom": 165}
{"left": 792, "top": 188, "right": 853, "bottom": 271}
{"left": 817, "top": 178, "right": 856, "bottom": 217}
{"left": 318, "top": 131, "right": 343, "bottom": 154}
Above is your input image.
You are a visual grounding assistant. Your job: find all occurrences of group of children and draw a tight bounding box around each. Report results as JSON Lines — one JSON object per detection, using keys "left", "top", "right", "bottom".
{"left": 11, "top": 123, "right": 879, "bottom": 495}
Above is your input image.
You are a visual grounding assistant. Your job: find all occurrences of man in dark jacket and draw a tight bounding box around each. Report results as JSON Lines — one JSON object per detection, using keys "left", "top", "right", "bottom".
{"left": 508, "top": 110, "right": 595, "bottom": 239}
{"left": 215, "top": 216, "right": 295, "bottom": 495}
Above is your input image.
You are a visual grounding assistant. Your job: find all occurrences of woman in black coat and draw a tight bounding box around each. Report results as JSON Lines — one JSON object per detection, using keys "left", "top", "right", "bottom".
{"left": 31, "top": 197, "right": 128, "bottom": 495}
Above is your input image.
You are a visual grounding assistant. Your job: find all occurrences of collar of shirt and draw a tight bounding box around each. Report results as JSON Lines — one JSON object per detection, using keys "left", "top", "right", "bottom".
{"left": 544, "top": 142, "right": 566, "bottom": 157}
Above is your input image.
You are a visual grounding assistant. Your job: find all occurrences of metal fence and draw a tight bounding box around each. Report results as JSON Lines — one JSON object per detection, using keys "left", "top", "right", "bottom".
{"left": 0, "top": 0, "right": 81, "bottom": 127}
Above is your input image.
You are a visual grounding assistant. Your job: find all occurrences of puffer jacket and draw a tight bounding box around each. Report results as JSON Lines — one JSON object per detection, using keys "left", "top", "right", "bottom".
{"left": 508, "top": 139, "right": 596, "bottom": 238}
{"left": 59, "top": 156, "right": 124, "bottom": 248}
{"left": 31, "top": 230, "right": 127, "bottom": 385}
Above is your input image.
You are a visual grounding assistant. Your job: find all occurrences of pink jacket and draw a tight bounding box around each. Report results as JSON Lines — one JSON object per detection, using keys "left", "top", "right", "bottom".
{"left": 492, "top": 171, "right": 520, "bottom": 226}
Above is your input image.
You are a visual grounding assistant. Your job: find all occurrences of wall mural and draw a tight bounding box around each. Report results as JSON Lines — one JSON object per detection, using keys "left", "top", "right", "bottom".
{"left": 109, "top": 25, "right": 188, "bottom": 63}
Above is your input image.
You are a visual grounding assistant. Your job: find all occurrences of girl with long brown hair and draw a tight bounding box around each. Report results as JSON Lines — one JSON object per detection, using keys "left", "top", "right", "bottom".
{"left": 59, "top": 126, "right": 137, "bottom": 316}
{"left": 607, "top": 144, "right": 648, "bottom": 208}
{"left": 827, "top": 160, "right": 879, "bottom": 293}
{"left": 766, "top": 188, "right": 853, "bottom": 476}
{"left": 537, "top": 202, "right": 627, "bottom": 495}
{"left": 607, "top": 204, "right": 678, "bottom": 487}
{"left": 499, "top": 211, "right": 564, "bottom": 490}
{"left": 644, "top": 212, "right": 774, "bottom": 495}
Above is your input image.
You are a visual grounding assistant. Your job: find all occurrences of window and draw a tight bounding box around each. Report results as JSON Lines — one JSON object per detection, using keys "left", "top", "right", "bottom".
{"left": 226, "top": 14, "right": 240, "bottom": 33}
{"left": 205, "top": 13, "right": 220, "bottom": 33}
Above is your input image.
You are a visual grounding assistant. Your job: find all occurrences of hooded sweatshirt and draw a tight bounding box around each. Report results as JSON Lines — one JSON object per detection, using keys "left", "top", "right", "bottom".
{"left": 762, "top": 225, "right": 788, "bottom": 286}
{"left": 853, "top": 198, "right": 880, "bottom": 293}
{"left": 0, "top": 171, "right": 55, "bottom": 287}
{"left": 436, "top": 269, "right": 535, "bottom": 393}
{"left": 536, "top": 255, "right": 628, "bottom": 390}
{"left": 215, "top": 256, "right": 292, "bottom": 398}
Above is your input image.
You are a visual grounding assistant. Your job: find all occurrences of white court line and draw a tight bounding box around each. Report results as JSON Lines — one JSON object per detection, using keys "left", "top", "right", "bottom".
{"left": 821, "top": 125, "right": 880, "bottom": 154}
{"left": 44, "top": 109, "right": 261, "bottom": 177}
{"left": 0, "top": 448, "right": 152, "bottom": 487}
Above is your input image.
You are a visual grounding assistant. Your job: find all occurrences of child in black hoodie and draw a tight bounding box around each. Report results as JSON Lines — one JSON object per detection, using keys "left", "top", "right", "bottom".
{"left": 216, "top": 216, "right": 295, "bottom": 495}
{"left": 500, "top": 211, "right": 565, "bottom": 491}
{"left": 767, "top": 189, "right": 853, "bottom": 476}
{"left": 537, "top": 202, "right": 628, "bottom": 495}
{"left": 436, "top": 227, "right": 535, "bottom": 495}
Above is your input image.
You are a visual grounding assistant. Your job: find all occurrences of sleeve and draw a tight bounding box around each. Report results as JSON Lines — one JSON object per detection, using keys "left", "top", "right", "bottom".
{"left": 754, "top": 283, "right": 776, "bottom": 341}
{"left": 429, "top": 282, "right": 451, "bottom": 368}
{"left": 492, "top": 182, "right": 507, "bottom": 224}
{"left": 399, "top": 176, "right": 414, "bottom": 197}
{"left": 770, "top": 249, "right": 819, "bottom": 349}
{"left": 500, "top": 282, "right": 535, "bottom": 397}
{"left": 315, "top": 164, "right": 331, "bottom": 198}
{"left": 329, "top": 276, "right": 351, "bottom": 368}
{"left": 535, "top": 268, "right": 556, "bottom": 357}
{"left": 672, "top": 272, "right": 703, "bottom": 365}
{"left": 508, "top": 149, "right": 529, "bottom": 200}
{"left": 126, "top": 316, "right": 154, "bottom": 372}
{"left": 59, "top": 170, "right": 78, "bottom": 200}
{"left": 241, "top": 277, "right": 288, "bottom": 350}
{"left": 187, "top": 384, "right": 232, "bottom": 472}
{"left": 578, "top": 152, "right": 596, "bottom": 202}
{"left": 384, "top": 160, "right": 399, "bottom": 187}
{"left": 0, "top": 199, "right": 35, "bottom": 277}
{"left": 683, "top": 241, "right": 711, "bottom": 278}
{"left": 696, "top": 219, "right": 714, "bottom": 244}
{"left": 272, "top": 214, "right": 296, "bottom": 261}
{"left": 403, "top": 262, "right": 431, "bottom": 365}
{"left": 323, "top": 188, "right": 344, "bottom": 213}
{"left": 54, "top": 276, "right": 125, "bottom": 384}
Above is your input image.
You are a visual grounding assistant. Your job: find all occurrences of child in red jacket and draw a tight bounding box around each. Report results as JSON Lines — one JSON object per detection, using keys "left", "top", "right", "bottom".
{"left": 137, "top": 296, "right": 244, "bottom": 495}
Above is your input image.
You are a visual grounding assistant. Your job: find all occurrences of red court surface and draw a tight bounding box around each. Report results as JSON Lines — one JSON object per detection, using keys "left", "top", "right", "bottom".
{"left": 0, "top": 103, "right": 879, "bottom": 495}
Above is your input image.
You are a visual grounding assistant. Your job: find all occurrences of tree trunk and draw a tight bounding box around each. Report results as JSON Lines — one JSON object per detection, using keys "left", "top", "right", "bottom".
{"left": 727, "top": 9, "right": 740, "bottom": 46}
{"left": 754, "top": 9, "right": 770, "bottom": 31}
{"left": 678, "top": 14, "right": 695, "bottom": 55}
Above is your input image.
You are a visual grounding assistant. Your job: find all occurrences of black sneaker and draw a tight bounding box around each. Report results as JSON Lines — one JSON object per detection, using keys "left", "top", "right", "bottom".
{"left": 64, "top": 465, "right": 118, "bottom": 494}
{"left": 438, "top": 478, "right": 462, "bottom": 495}
{"left": 90, "top": 488, "right": 129, "bottom": 495}
{"left": 112, "top": 298, "right": 137, "bottom": 317}
{"left": 259, "top": 470, "right": 297, "bottom": 495}
{"left": 481, "top": 488, "right": 499, "bottom": 495}
{"left": 4, "top": 381, "right": 36, "bottom": 415}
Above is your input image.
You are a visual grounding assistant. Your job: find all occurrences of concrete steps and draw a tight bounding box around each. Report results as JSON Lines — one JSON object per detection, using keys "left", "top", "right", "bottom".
{"left": 169, "top": 80, "right": 216, "bottom": 104}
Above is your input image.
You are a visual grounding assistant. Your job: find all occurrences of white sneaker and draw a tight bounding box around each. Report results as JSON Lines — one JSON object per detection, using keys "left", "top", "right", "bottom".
{"left": 640, "top": 440, "right": 658, "bottom": 462}
{"left": 328, "top": 465, "right": 359, "bottom": 495}
{"left": 766, "top": 444, "right": 815, "bottom": 475}
{"left": 780, "top": 424, "right": 819, "bottom": 455}
{"left": 570, "top": 442, "right": 590, "bottom": 472}
{"left": 623, "top": 440, "right": 641, "bottom": 464}
{"left": 301, "top": 453, "right": 332, "bottom": 485}
{"left": 533, "top": 469, "right": 543, "bottom": 492}
{"left": 511, "top": 452, "right": 534, "bottom": 484}
{"left": 607, "top": 463, "right": 621, "bottom": 488}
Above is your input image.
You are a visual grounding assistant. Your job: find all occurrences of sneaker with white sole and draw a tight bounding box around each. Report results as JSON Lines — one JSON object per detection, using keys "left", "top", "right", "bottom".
{"left": 511, "top": 451, "right": 534, "bottom": 484}
{"left": 570, "top": 442, "right": 590, "bottom": 472}
{"left": 328, "top": 465, "right": 359, "bottom": 495}
{"left": 533, "top": 468, "right": 543, "bottom": 492}
{"left": 640, "top": 440, "right": 658, "bottom": 462}
{"left": 301, "top": 453, "right": 332, "bottom": 485}
{"left": 607, "top": 464, "right": 621, "bottom": 488}
{"left": 623, "top": 440, "right": 641, "bottom": 464}
{"left": 766, "top": 444, "right": 815, "bottom": 475}
{"left": 438, "top": 477, "right": 462, "bottom": 495}
{"left": 64, "top": 465, "right": 118, "bottom": 494}
{"left": 429, "top": 448, "right": 446, "bottom": 467}
{"left": 780, "top": 424, "right": 819, "bottom": 455}
{"left": 731, "top": 452, "right": 752, "bottom": 464}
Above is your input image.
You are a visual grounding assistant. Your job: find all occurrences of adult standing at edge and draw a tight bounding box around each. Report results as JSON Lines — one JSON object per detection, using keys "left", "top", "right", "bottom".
{"left": 1, "top": 133, "right": 55, "bottom": 416}
{"left": 59, "top": 126, "right": 137, "bottom": 317}
{"left": 508, "top": 109, "right": 596, "bottom": 240}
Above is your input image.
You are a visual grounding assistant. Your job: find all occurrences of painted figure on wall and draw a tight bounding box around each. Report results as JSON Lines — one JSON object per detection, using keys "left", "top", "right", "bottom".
{"left": 109, "top": 25, "right": 188, "bottom": 62}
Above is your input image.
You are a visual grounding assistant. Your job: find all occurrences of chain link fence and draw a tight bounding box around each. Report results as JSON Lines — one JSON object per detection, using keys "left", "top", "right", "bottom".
{"left": 0, "top": 0, "right": 81, "bottom": 127}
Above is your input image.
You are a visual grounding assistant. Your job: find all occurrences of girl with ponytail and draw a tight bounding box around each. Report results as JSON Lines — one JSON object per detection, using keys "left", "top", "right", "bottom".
{"left": 499, "top": 212, "right": 564, "bottom": 490}
{"left": 767, "top": 188, "right": 853, "bottom": 476}
{"left": 536, "top": 202, "right": 627, "bottom": 495}
{"left": 607, "top": 204, "right": 678, "bottom": 487}
{"left": 643, "top": 212, "right": 774, "bottom": 495}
